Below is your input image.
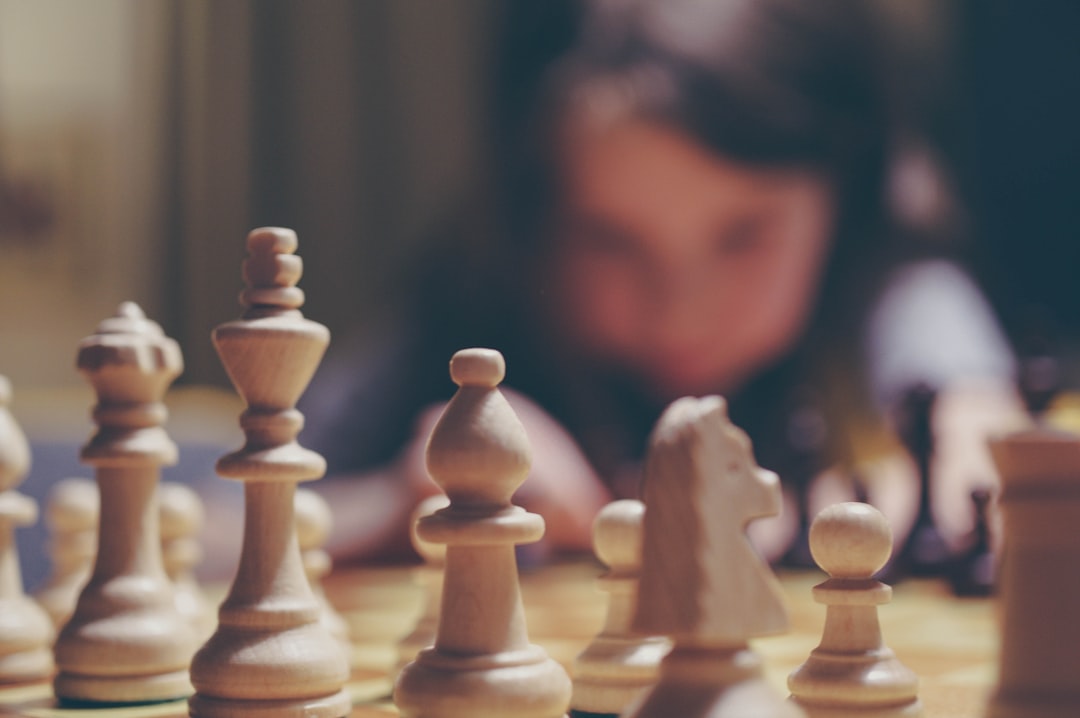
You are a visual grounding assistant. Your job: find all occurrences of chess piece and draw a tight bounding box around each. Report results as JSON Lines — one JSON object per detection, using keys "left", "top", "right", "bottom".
{"left": 986, "top": 428, "right": 1080, "bottom": 718}
{"left": 624, "top": 396, "right": 803, "bottom": 718}
{"left": 570, "top": 499, "right": 670, "bottom": 717}
{"left": 788, "top": 502, "right": 921, "bottom": 717}
{"left": 295, "top": 488, "right": 350, "bottom": 653}
{"left": 53, "top": 303, "right": 194, "bottom": 704}
{"left": 33, "top": 477, "right": 98, "bottom": 629}
{"left": 0, "top": 375, "right": 54, "bottom": 683}
{"left": 189, "top": 228, "right": 350, "bottom": 718}
{"left": 947, "top": 486, "right": 996, "bottom": 598}
{"left": 780, "top": 386, "right": 830, "bottom": 568}
{"left": 394, "top": 348, "right": 573, "bottom": 718}
{"left": 892, "top": 383, "right": 949, "bottom": 577}
{"left": 159, "top": 482, "right": 215, "bottom": 642}
{"left": 394, "top": 494, "right": 450, "bottom": 677}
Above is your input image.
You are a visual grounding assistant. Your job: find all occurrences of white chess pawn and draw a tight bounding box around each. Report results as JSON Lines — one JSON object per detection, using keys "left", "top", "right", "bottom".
{"left": 393, "top": 348, "right": 573, "bottom": 718}
{"left": 788, "top": 502, "right": 921, "bottom": 717}
{"left": 0, "top": 375, "right": 54, "bottom": 683}
{"left": 159, "top": 482, "right": 215, "bottom": 642}
{"left": 394, "top": 494, "right": 450, "bottom": 676}
{"left": 295, "top": 488, "right": 350, "bottom": 654}
{"left": 34, "top": 477, "right": 98, "bottom": 629}
{"left": 571, "top": 499, "right": 670, "bottom": 715}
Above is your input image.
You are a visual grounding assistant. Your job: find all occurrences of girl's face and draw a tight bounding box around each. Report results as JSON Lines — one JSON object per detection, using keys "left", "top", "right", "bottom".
{"left": 549, "top": 118, "right": 836, "bottom": 400}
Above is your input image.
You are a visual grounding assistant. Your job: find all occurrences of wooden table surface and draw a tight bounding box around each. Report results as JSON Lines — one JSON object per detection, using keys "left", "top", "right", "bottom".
{"left": 0, "top": 561, "right": 998, "bottom": 718}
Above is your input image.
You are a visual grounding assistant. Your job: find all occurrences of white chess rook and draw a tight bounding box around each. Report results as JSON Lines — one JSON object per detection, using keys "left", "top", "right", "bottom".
{"left": 987, "top": 429, "right": 1080, "bottom": 718}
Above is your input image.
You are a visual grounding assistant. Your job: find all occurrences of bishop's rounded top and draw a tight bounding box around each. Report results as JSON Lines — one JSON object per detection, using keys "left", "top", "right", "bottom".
{"left": 449, "top": 348, "right": 506, "bottom": 388}
{"left": 809, "top": 502, "right": 892, "bottom": 579}
{"left": 426, "top": 347, "right": 532, "bottom": 507}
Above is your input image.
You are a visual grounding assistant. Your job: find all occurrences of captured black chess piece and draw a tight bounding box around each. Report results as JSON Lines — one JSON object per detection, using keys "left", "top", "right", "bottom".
{"left": 890, "top": 383, "right": 950, "bottom": 578}
{"left": 948, "top": 486, "right": 996, "bottom": 597}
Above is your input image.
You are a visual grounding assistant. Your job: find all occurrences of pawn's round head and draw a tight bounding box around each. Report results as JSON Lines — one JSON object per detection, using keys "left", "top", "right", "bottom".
{"left": 809, "top": 502, "right": 892, "bottom": 579}
{"left": 47, "top": 477, "right": 99, "bottom": 532}
{"left": 449, "top": 348, "right": 506, "bottom": 388}
{"left": 593, "top": 499, "right": 644, "bottom": 572}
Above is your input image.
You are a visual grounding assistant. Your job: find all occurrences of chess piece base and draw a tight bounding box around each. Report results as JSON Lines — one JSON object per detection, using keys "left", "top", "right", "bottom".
{"left": 188, "top": 688, "right": 351, "bottom": 718}
{"left": 0, "top": 647, "right": 53, "bottom": 685}
{"left": 53, "top": 668, "right": 192, "bottom": 706}
{"left": 395, "top": 644, "right": 572, "bottom": 718}
{"left": 622, "top": 645, "right": 804, "bottom": 718}
{"left": 987, "top": 693, "right": 1080, "bottom": 718}
{"left": 571, "top": 635, "right": 670, "bottom": 714}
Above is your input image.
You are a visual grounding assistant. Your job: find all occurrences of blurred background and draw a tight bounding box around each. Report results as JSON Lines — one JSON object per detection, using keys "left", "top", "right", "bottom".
{"left": 1, "top": 0, "right": 1079, "bottom": 583}
{"left": 1, "top": 0, "right": 1078, "bottom": 388}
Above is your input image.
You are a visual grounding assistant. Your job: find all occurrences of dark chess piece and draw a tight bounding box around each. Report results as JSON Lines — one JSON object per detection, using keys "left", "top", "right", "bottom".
{"left": 891, "top": 383, "right": 950, "bottom": 578}
{"left": 948, "top": 486, "right": 996, "bottom": 597}
{"left": 780, "top": 387, "right": 830, "bottom": 568}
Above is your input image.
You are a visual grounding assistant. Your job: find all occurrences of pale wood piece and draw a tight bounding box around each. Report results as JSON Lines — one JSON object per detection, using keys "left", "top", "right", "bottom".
{"left": 189, "top": 228, "right": 350, "bottom": 718}
{"left": 571, "top": 499, "right": 671, "bottom": 715}
{"left": 788, "top": 502, "right": 922, "bottom": 717}
{"left": 295, "top": 488, "right": 350, "bottom": 653}
{"left": 159, "top": 482, "right": 215, "bottom": 643}
{"left": 624, "top": 395, "right": 802, "bottom": 718}
{"left": 34, "top": 477, "right": 98, "bottom": 629}
{"left": 394, "top": 348, "right": 573, "bottom": 718}
{"left": 53, "top": 304, "right": 194, "bottom": 704}
{"left": 985, "top": 428, "right": 1080, "bottom": 718}
{"left": 0, "top": 375, "right": 55, "bottom": 683}
{"left": 394, "top": 494, "right": 450, "bottom": 677}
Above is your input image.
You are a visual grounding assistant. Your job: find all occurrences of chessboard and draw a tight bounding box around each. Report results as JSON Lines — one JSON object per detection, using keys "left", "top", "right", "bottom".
{"left": 0, "top": 560, "right": 996, "bottom": 718}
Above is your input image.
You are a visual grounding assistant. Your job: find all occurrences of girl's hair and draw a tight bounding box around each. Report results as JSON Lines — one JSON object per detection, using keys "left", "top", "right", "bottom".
{"left": 480, "top": 0, "right": 915, "bottom": 465}
{"left": 493, "top": 0, "right": 892, "bottom": 259}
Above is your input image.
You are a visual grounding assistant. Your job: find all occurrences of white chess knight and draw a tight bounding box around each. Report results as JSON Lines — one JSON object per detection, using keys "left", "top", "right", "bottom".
{"left": 623, "top": 395, "right": 804, "bottom": 718}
